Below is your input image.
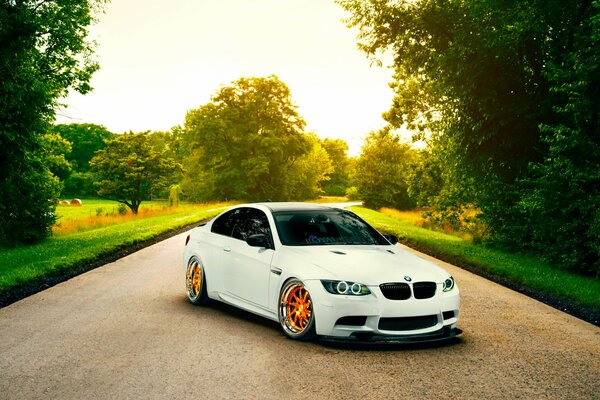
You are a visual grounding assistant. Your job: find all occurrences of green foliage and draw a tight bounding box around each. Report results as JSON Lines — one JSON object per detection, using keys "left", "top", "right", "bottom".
{"left": 0, "top": 156, "right": 62, "bottom": 244}
{"left": 407, "top": 147, "right": 484, "bottom": 237}
{"left": 345, "top": 186, "right": 360, "bottom": 200}
{"left": 182, "top": 75, "right": 311, "bottom": 201}
{"left": 321, "top": 138, "right": 352, "bottom": 195}
{"left": 90, "top": 132, "right": 183, "bottom": 214}
{"left": 63, "top": 171, "right": 96, "bottom": 197}
{"left": 495, "top": 0, "right": 600, "bottom": 275}
{"left": 286, "top": 133, "right": 333, "bottom": 200}
{"left": 354, "top": 128, "right": 417, "bottom": 210}
{"left": 339, "top": 0, "right": 600, "bottom": 275}
{"left": 0, "top": 0, "right": 102, "bottom": 244}
{"left": 148, "top": 128, "right": 185, "bottom": 163}
{"left": 146, "top": 128, "right": 186, "bottom": 198}
{"left": 52, "top": 123, "right": 114, "bottom": 172}
{"left": 51, "top": 124, "right": 115, "bottom": 197}
{"left": 169, "top": 185, "right": 181, "bottom": 207}
{"left": 39, "top": 132, "right": 72, "bottom": 181}
{"left": 117, "top": 203, "right": 128, "bottom": 215}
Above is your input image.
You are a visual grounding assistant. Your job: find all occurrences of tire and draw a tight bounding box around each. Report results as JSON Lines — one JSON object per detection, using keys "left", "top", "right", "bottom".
{"left": 278, "top": 279, "right": 316, "bottom": 341}
{"left": 186, "top": 257, "right": 209, "bottom": 305}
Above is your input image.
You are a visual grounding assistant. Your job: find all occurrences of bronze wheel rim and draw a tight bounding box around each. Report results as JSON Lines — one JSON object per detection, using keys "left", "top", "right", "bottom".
{"left": 280, "top": 282, "right": 312, "bottom": 334}
{"left": 187, "top": 259, "right": 202, "bottom": 298}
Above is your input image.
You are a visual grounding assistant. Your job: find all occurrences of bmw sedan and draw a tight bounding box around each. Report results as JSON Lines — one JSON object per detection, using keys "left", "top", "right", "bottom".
{"left": 183, "top": 203, "right": 461, "bottom": 342}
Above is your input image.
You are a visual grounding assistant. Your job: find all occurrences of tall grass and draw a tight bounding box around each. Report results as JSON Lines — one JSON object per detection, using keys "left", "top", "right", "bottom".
{"left": 54, "top": 201, "right": 224, "bottom": 235}
{"left": 379, "top": 208, "right": 424, "bottom": 226}
{"left": 311, "top": 196, "right": 349, "bottom": 203}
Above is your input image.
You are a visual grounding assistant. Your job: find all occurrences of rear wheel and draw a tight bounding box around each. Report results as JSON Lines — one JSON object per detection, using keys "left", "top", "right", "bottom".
{"left": 186, "top": 257, "right": 209, "bottom": 305}
{"left": 278, "top": 279, "right": 316, "bottom": 341}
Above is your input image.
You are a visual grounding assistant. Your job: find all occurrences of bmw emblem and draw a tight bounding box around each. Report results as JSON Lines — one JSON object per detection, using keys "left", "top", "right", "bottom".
{"left": 404, "top": 276, "right": 412, "bottom": 282}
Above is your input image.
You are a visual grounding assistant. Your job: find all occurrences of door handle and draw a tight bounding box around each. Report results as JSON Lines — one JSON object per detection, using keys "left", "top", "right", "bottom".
{"left": 223, "top": 247, "right": 231, "bottom": 252}
{"left": 270, "top": 266, "right": 282, "bottom": 275}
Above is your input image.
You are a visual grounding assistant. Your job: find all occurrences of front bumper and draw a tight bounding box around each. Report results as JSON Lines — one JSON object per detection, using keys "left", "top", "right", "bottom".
{"left": 304, "top": 279, "right": 461, "bottom": 340}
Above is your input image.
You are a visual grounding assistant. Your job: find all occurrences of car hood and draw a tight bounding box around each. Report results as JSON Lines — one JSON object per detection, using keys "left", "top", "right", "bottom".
{"left": 281, "top": 245, "right": 449, "bottom": 284}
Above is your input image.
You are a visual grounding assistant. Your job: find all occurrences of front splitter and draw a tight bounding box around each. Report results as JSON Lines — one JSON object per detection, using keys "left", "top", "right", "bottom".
{"left": 319, "top": 327, "right": 463, "bottom": 345}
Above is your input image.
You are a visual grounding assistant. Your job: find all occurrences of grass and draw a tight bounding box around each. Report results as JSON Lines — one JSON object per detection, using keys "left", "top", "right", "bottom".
{"left": 351, "top": 206, "right": 600, "bottom": 308}
{"left": 0, "top": 201, "right": 231, "bottom": 295}
{"left": 311, "top": 196, "right": 349, "bottom": 203}
{"left": 379, "top": 208, "right": 425, "bottom": 226}
{"left": 54, "top": 200, "right": 216, "bottom": 235}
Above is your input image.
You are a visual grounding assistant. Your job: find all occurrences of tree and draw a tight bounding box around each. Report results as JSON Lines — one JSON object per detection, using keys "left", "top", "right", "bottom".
{"left": 355, "top": 129, "right": 417, "bottom": 210}
{"left": 52, "top": 123, "right": 114, "bottom": 197}
{"left": 321, "top": 138, "right": 352, "bottom": 196}
{"left": 182, "top": 75, "right": 311, "bottom": 201}
{"left": 39, "top": 132, "right": 72, "bottom": 182}
{"left": 407, "top": 146, "right": 480, "bottom": 235}
{"left": 500, "top": 1, "right": 600, "bottom": 274}
{"left": 0, "top": 0, "right": 102, "bottom": 244}
{"left": 53, "top": 123, "right": 114, "bottom": 172}
{"left": 286, "top": 133, "right": 333, "bottom": 200}
{"left": 90, "top": 132, "right": 183, "bottom": 214}
{"left": 338, "top": 0, "right": 600, "bottom": 274}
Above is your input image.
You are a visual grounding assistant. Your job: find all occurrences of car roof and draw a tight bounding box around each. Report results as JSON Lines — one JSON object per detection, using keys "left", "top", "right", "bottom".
{"left": 250, "top": 202, "right": 340, "bottom": 212}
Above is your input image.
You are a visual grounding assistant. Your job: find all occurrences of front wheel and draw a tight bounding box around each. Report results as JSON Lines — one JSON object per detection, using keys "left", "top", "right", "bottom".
{"left": 278, "top": 279, "right": 316, "bottom": 341}
{"left": 186, "top": 257, "right": 209, "bottom": 305}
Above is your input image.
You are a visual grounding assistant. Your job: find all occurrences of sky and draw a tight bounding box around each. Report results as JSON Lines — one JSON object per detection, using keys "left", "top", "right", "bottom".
{"left": 56, "top": 0, "right": 396, "bottom": 156}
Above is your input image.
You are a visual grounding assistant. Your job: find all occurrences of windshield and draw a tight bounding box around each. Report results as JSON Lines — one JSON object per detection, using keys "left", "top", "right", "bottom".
{"left": 273, "top": 209, "right": 390, "bottom": 246}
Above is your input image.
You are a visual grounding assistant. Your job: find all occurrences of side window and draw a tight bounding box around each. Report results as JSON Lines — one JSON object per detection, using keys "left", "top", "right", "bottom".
{"left": 231, "top": 208, "right": 272, "bottom": 242}
{"left": 211, "top": 209, "right": 238, "bottom": 237}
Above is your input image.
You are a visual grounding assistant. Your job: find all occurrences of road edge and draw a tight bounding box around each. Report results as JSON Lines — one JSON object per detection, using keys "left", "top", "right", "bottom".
{"left": 0, "top": 221, "right": 201, "bottom": 308}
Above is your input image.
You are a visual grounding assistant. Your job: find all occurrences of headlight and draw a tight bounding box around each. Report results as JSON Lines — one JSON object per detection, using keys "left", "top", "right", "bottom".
{"left": 443, "top": 276, "right": 455, "bottom": 292}
{"left": 321, "top": 280, "right": 371, "bottom": 296}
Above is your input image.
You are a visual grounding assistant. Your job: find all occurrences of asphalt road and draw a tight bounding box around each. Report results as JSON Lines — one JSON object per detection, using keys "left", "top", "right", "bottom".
{"left": 1, "top": 232, "right": 599, "bottom": 399}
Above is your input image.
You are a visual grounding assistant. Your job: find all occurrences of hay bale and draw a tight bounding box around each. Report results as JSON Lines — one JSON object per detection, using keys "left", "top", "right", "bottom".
{"left": 59, "top": 200, "right": 70, "bottom": 206}
{"left": 70, "top": 198, "right": 82, "bottom": 206}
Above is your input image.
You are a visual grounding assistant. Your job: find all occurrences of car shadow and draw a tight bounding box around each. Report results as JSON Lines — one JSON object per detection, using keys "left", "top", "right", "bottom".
{"left": 181, "top": 295, "right": 465, "bottom": 351}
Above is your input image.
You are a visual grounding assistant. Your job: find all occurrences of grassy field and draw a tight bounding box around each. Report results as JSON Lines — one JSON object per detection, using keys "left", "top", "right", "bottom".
{"left": 351, "top": 206, "right": 600, "bottom": 308}
{"left": 0, "top": 200, "right": 231, "bottom": 296}
{"left": 53, "top": 199, "right": 217, "bottom": 234}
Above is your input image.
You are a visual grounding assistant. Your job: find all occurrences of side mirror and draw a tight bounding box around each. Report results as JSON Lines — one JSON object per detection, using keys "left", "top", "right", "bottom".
{"left": 247, "top": 234, "right": 270, "bottom": 248}
{"left": 383, "top": 234, "right": 398, "bottom": 245}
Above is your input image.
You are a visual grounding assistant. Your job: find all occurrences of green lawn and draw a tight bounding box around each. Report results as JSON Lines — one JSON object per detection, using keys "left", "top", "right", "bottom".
{"left": 351, "top": 206, "right": 600, "bottom": 308}
{"left": 0, "top": 202, "right": 229, "bottom": 295}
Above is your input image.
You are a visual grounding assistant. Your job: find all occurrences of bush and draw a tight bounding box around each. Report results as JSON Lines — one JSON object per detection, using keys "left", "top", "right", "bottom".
{"left": 169, "top": 185, "right": 181, "bottom": 206}
{"left": 62, "top": 171, "right": 96, "bottom": 197}
{"left": 0, "top": 157, "right": 61, "bottom": 245}
{"left": 345, "top": 186, "right": 360, "bottom": 200}
{"left": 354, "top": 129, "right": 417, "bottom": 210}
{"left": 117, "top": 203, "right": 128, "bottom": 215}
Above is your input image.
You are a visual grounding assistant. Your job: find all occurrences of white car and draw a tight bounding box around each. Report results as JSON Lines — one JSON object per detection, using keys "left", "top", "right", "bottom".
{"left": 183, "top": 203, "right": 461, "bottom": 342}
